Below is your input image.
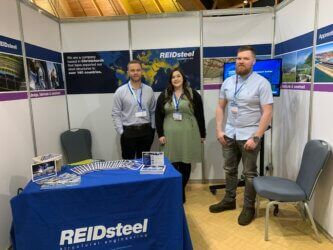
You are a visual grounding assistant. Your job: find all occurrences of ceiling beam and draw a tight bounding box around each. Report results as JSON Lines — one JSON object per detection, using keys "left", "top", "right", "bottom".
{"left": 57, "top": 0, "right": 74, "bottom": 17}
{"left": 77, "top": 0, "right": 87, "bottom": 16}
{"left": 116, "top": 0, "right": 135, "bottom": 15}
{"left": 153, "top": 0, "right": 164, "bottom": 13}
{"left": 192, "top": 0, "right": 207, "bottom": 9}
{"left": 177, "top": 0, "right": 206, "bottom": 11}
{"left": 91, "top": 0, "right": 103, "bottom": 16}
{"left": 174, "top": 0, "right": 185, "bottom": 11}
{"left": 48, "top": 0, "right": 59, "bottom": 17}
{"left": 138, "top": 0, "right": 147, "bottom": 14}
{"left": 216, "top": 0, "right": 259, "bottom": 9}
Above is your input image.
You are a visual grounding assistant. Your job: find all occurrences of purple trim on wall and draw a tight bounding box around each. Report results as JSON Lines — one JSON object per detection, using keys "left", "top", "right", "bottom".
{"left": 314, "top": 84, "right": 333, "bottom": 92}
{"left": 30, "top": 89, "right": 65, "bottom": 98}
{"left": 203, "top": 84, "right": 221, "bottom": 90}
{"left": 281, "top": 83, "right": 311, "bottom": 91}
{"left": 0, "top": 92, "right": 27, "bottom": 101}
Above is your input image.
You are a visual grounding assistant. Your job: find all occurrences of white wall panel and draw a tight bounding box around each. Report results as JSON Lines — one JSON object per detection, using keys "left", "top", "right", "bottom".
{"left": 20, "top": 2, "right": 60, "bottom": 51}
{"left": 203, "top": 13, "right": 274, "bottom": 47}
{"left": 273, "top": 0, "right": 315, "bottom": 180}
{"left": 62, "top": 20, "right": 130, "bottom": 162}
{"left": 0, "top": 0, "right": 20, "bottom": 39}
{"left": 309, "top": 0, "right": 333, "bottom": 238}
{"left": 203, "top": 91, "right": 223, "bottom": 179}
{"left": 131, "top": 15, "right": 200, "bottom": 49}
{"left": 0, "top": 100, "right": 34, "bottom": 248}
{"left": 20, "top": 3, "right": 68, "bottom": 159}
{"left": 275, "top": 0, "right": 315, "bottom": 44}
{"left": 31, "top": 96, "right": 68, "bottom": 155}
{"left": 274, "top": 0, "right": 333, "bottom": 238}
{"left": 61, "top": 20, "right": 129, "bottom": 52}
{"left": 272, "top": 91, "right": 310, "bottom": 179}
{"left": 0, "top": 1, "right": 34, "bottom": 248}
{"left": 67, "top": 94, "right": 119, "bottom": 160}
{"left": 317, "top": 0, "right": 333, "bottom": 28}
{"left": 309, "top": 92, "right": 333, "bottom": 237}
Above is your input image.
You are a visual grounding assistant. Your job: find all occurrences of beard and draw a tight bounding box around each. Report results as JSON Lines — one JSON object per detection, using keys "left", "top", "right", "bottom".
{"left": 130, "top": 75, "right": 141, "bottom": 82}
{"left": 236, "top": 65, "right": 251, "bottom": 76}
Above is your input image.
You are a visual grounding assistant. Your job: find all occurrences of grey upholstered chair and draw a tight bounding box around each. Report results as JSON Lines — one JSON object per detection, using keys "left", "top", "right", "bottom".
{"left": 253, "top": 140, "right": 331, "bottom": 242}
{"left": 60, "top": 128, "right": 93, "bottom": 164}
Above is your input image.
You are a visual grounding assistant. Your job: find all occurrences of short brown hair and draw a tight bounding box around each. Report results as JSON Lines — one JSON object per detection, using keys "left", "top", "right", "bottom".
{"left": 237, "top": 45, "right": 256, "bottom": 57}
{"left": 127, "top": 59, "right": 142, "bottom": 68}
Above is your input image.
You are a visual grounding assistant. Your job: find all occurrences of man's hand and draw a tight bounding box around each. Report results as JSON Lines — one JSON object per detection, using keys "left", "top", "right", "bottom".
{"left": 159, "top": 136, "right": 166, "bottom": 145}
{"left": 244, "top": 138, "right": 258, "bottom": 150}
{"left": 217, "top": 131, "right": 227, "bottom": 145}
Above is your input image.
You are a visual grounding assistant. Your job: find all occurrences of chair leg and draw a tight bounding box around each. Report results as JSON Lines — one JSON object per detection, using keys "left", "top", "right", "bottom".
{"left": 304, "top": 202, "right": 321, "bottom": 243}
{"left": 297, "top": 202, "right": 307, "bottom": 221}
{"left": 256, "top": 195, "right": 260, "bottom": 217}
{"left": 265, "top": 201, "right": 277, "bottom": 241}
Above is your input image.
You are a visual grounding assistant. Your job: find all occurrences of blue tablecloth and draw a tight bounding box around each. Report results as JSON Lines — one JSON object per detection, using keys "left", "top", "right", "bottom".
{"left": 11, "top": 159, "right": 193, "bottom": 250}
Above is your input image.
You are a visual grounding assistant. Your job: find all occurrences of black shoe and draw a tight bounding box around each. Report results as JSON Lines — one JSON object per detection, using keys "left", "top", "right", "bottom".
{"left": 209, "top": 200, "right": 236, "bottom": 213}
{"left": 238, "top": 207, "right": 255, "bottom": 226}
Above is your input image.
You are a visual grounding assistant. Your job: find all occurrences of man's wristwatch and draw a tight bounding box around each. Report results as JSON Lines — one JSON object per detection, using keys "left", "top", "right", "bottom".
{"left": 252, "top": 135, "right": 260, "bottom": 144}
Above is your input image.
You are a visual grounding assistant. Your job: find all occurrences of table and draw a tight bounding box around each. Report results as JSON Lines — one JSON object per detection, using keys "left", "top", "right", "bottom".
{"left": 11, "top": 159, "right": 193, "bottom": 250}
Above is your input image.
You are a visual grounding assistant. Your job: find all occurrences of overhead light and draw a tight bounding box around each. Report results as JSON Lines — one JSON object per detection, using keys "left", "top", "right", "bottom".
{"left": 38, "top": 9, "right": 43, "bottom": 13}
{"left": 243, "top": 0, "right": 249, "bottom": 4}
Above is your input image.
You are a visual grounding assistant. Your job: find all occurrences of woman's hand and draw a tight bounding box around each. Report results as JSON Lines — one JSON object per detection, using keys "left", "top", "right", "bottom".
{"left": 159, "top": 136, "right": 166, "bottom": 145}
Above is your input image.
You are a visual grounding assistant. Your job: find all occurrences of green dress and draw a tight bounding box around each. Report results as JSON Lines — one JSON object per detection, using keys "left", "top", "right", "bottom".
{"left": 161, "top": 93, "right": 202, "bottom": 163}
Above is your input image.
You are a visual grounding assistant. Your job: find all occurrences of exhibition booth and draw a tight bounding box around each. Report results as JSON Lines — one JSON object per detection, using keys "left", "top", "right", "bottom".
{"left": 0, "top": 0, "right": 333, "bottom": 248}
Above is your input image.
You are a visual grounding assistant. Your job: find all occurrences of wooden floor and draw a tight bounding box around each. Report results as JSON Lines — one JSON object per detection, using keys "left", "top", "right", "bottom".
{"left": 184, "top": 184, "right": 333, "bottom": 250}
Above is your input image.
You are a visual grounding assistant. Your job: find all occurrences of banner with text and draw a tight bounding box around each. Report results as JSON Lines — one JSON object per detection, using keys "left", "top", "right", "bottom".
{"left": 133, "top": 47, "right": 200, "bottom": 92}
{"left": 25, "top": 43, "right": 64, "bottom": 98}
{"left": 275, "top": 24, "right": 333, "bottom": 92}
{"left": 64, "top": 51, "right": 130, "bottom": 94}
{"left": 314, "top": 24, "right": 333, "bottom": 92}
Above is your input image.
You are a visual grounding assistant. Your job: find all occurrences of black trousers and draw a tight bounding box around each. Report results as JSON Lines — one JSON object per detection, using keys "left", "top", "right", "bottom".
{"left": 120, "top": 125, "right": 155, "bottom": 160}
{"left": 172, "top": 162, "right": 192, "bottom": 203}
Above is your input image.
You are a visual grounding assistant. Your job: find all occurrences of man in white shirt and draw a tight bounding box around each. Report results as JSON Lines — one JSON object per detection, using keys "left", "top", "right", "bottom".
{"left": 209, "top": 46, "right": 273, "bottom": 226}
{"left": 112, "top": 60, "right": 156, "bottom": 159}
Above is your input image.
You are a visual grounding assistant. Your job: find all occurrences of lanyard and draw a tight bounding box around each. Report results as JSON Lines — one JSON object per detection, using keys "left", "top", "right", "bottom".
{"left": 128, "top": 82, "right": 143, "bottom": 110}
{"left": 234, "top": 73, "right": 251, "bottom": 100}
{"left": 172, "top": 93, "right": 182, "bottom": 111}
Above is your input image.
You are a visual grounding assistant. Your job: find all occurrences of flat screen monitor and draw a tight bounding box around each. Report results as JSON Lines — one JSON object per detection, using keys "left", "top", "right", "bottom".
{"left": 223, "top": 58, "right": 282, "bottom": 97}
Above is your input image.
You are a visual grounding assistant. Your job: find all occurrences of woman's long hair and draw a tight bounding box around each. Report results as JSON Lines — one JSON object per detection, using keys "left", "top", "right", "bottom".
{"left": 164, "top": 67, "right": 193, "bottom": 107}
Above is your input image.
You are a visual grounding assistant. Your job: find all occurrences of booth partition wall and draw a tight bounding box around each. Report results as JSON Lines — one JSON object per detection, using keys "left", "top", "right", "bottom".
{"left": 0, "top": 0, "right": 332, "bottom": 247}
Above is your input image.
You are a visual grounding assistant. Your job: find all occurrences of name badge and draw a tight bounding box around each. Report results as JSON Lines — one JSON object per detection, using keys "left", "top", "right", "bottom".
{"left": 135, "top": 110, "right": 147, "bottom": 118}
{"left": 230, "top": 101, "right": 238, "bottom": 114}
{"left": 231, "top": 106, "right": 238, "bottom": 114}
{"left": 173, "top": 112, "right": 182, "bottom": 121}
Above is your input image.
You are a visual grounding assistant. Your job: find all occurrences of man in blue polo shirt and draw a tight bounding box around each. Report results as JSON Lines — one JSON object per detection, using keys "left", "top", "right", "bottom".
{"left": 112, "top": 60, "right": 156, "bottom": 159}
{"left": 209, "top": 46, "right": 273, "bottom": 226}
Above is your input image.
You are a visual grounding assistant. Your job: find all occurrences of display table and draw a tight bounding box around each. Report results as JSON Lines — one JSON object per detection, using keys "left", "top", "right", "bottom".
{"left": 11, "top": 159, "right": 192, "bottom": 250}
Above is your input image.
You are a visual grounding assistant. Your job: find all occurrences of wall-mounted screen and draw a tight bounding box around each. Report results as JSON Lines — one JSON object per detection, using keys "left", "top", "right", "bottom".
{"left": 223, "top": 58, "right": 282, "bottom": 96}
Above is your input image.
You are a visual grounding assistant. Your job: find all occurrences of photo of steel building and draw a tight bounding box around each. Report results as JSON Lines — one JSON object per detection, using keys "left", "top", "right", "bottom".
{"left": 0, "top": 53, "right": 26, "bottom": 92}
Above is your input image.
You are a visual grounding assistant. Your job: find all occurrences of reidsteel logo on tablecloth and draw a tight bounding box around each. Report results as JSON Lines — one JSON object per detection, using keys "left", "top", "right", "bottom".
{"left": 59, "top": 218, "right": 148, "bottom": 249}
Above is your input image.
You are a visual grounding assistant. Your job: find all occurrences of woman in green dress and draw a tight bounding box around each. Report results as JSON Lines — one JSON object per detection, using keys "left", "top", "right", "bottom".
{"left": 155, "top": 68, "right": 206, "bottom": 203}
